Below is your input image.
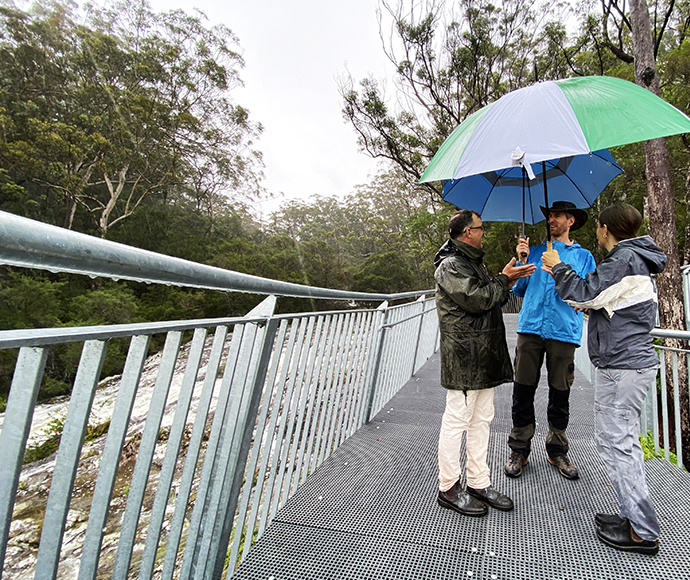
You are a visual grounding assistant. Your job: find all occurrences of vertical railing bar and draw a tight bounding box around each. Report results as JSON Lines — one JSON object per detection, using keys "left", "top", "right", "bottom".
{"left": 203, "top": 316, "right": 280, "bottom": 580}
{"left": 234, "top": 320, "right": 290, "bottom": 565}
{"left": 372, "top": 316, "right": 393, "bottom": 416}
{"left": 390, "top": 308, "right": 406, "bottom": 394}
{"left": 290, "top": 315, "right": 331, "bottom": 494}
{"left": 266, "top": 317, "right": 310, "bottom": 519}
{"left": 652, "top": 359, "right": 660, "bottom": 456}
{"left": 345, "top": 311, "right": 372, "bottom": 435}
{"left": 306, "top": 314, "right": 341, "bottom": 474}
{"left": 0, "top": 346, "right": 49, "bottom": 580}
{"left": 188, "top": 322, "right": 262, "bottom": 579}
{"left": 312, "top": 313, "right": 347, "bottom": 471}
{"left": 339, "top": 311, "right": 368, "bottom": 444}
{"left": 659, "top": 349, "right": 670, "bottom": 462}
{"left": 379, "top": 307, "right": 401, "bottom": 412}
{"left": 321, "top": 313, "right": 355, "bottom": 463}
{"left": 356, "top": 310, "right": 381, "bottom": 430}
{"left": 399, "top": 304, "right": 416, "bottom": 384}
{"left": 285, "top": 316, "right": 323, "bottom": 497}
{"left": 343, "top": 311, "right": 372, "bottom": 440}
{"left": 35, "top": 339, "right": 108, "bottom": 580}
{"left": 410, "top": 297, "right": 425, "bottom": 377}
{"left": 357, "top": 309, "right": 379, "bottom": 427}
{"left": 671, "top": 351, "right": 683, "bottom": 468}
{"left": 281, "top": 317, "right": 318, "bottom": 501}
{"left": 334, "top": 311, "right": 361, "bottom": 447}
{"left": 256, "top": 319, "right": 300, "bottom": 535}
{"left": 363, "top": 305, "right": 390, "bottom": 424}
{"left": 416, "top": 298, "right": 430, "bottom": 362}
{"left": 416, "top": 300, "right": 430, "bottom": 370}
{"left": 160, "top": 326, "right": 229, "bottom": 580}
{"left": 178, "top": 324, "right": 246, "bottom": 580}
{"left": 207, "top": 316, "right": 281, "bottom": 580}
{"left": 138, "top": 328, "right": 208, "bottom": 580}
{"left": 78, "top": 335, "right": 151, "bottom": 580}
{"left": 112, "top": 331, "right": 183, "bottom": 580}
{"left": 348, "top": 311, "right": 375, "bottom": 436}
{"left": 391, "top": 311, "right": 407, "bottom": 397}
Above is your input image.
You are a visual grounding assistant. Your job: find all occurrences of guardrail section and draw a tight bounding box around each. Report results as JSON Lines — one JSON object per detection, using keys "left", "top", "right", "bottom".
{"left": 0, "top": 294, "right": 439, "bottom": 580}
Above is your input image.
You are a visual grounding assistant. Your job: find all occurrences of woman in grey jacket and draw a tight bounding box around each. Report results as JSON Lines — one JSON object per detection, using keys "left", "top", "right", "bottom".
{"left": 541, "top": 203, "right": 667, "bottom": 556}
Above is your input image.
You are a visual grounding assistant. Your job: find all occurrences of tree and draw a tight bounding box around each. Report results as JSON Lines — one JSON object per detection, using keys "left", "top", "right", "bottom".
{"left": 340, "top": 0, "right": 561, "bottom": 197}
{"left": 0, "top": 0, "right": 264, "bottom": 235}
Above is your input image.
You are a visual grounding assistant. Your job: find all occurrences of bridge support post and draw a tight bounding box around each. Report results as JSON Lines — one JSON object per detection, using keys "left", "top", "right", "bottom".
{"left": 363, "top": 302, "right": 390, "bottom": 424}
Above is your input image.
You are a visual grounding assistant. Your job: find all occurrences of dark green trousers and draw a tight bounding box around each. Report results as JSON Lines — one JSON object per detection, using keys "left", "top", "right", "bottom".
{"left": 508, "top": 333, "right": 576, "bottom": 458}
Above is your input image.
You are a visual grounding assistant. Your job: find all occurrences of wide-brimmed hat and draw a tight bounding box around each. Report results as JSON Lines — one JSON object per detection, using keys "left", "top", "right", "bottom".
{"left": 540, "top": 201, "right": 588, "bottom": 231}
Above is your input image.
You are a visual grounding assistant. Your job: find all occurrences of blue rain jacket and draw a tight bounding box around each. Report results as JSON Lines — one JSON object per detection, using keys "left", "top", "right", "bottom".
{"left": 512, "top": 240, "right": 596, "bottom": 345}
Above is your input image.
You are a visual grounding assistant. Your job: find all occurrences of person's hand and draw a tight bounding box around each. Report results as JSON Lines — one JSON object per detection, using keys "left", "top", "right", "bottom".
{"left": 502, "top": 258, "right": 536, "bottom": 287}
{"left": 541, "top": 248, "right": 561, "bottom": 274}
{"left": 516, "top": 237, "right": 529, "bottom": 261}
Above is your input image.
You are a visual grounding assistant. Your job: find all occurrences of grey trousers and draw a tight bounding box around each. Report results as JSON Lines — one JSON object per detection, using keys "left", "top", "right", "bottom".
{"left": 595, "top": 367, "right": 660, "bottom": 540}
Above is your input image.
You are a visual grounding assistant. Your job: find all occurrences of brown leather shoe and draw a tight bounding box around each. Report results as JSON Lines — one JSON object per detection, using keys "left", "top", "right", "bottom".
{"left": 548, "top": 454, "right": 579, "bottom": 479}
{"left": 504, "top": 450, "right": 528, "bottom": 477}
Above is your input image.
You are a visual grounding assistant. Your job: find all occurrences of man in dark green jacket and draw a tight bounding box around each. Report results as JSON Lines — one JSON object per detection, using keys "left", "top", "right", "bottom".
{"left": 436, "top": 209, "right": 535, "bottom": 517}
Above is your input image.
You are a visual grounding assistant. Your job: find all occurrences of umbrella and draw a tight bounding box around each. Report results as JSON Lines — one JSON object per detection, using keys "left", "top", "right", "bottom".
{"left": 420, "top": 76, "right": 690, "bottom": 185}
{"left": 441, "top": 149, "right": 623, "bottom": 226}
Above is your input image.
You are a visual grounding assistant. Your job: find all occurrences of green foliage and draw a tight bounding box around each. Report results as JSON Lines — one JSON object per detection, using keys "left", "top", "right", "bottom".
{"left": 0, "top": 0, "right": 264, "bottom": 235}
{"left": 640, "top": 430, "right": 686, "bottom": 470}
{"left": 353, "top": 251, "right": 414, "bottom": 294}
{"left": 23, "top": 415, "right": 65, "bottom": 464}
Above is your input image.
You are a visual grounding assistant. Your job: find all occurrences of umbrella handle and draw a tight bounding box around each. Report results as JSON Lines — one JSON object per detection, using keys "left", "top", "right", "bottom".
{"left": 546, "top": 241, "right": 553, "bottom": 251}
{"left": 518, "top": 235, "right": 528, "bottom": 261}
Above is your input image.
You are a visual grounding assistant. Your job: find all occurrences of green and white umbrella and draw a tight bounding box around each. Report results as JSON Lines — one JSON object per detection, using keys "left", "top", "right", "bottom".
{"left": 420, "top": 76, "right": 690, "bottom": 184}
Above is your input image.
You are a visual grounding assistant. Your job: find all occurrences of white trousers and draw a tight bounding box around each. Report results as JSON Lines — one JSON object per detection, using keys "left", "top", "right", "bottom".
{"left": 438, "top": 388, "right": 495, "bottom": 492}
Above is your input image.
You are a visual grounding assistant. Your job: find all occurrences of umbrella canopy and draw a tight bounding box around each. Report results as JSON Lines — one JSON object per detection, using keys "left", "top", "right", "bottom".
{"left": 442, "top": 149, "right": 623, "bottom": 224}
{"left": 420, "top": 76, "right": 690, "bottom": 185}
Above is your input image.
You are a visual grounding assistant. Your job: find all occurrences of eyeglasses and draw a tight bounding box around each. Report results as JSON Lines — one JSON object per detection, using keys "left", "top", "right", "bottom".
{"left": 467, "top": 225, "right": 485, "bottom": 232}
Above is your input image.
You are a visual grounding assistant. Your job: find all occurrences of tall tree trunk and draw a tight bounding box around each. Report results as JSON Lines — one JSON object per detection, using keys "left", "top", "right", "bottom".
{"left": 63, "top": 196, "right": 77, "bottom": 230}
{"left": 630, "top": 0, "right": 690, "bottom": 468}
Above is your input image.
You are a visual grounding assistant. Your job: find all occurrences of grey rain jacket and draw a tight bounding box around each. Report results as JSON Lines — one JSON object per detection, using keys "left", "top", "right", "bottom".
{"left": 550, "top": 236, "right": 667, "bottom": 369}
{"left": 434, "top": 239, "right": 513, "bottom": 391}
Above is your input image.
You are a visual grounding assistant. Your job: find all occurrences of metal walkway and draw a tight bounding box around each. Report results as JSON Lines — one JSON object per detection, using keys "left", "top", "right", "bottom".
{"left": 232, "top": 314, "right": 690, "bottom": 580}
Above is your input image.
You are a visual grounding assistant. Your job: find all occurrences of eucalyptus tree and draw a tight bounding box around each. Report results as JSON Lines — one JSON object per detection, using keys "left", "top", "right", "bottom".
{"left": 339, "top": 0, "right": 563, "bottom": 198}
{"left": 0, "top": 0, "right": 263, "bottom": 236}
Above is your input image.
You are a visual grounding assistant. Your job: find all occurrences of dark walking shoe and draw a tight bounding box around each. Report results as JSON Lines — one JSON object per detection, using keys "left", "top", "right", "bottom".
{"left": 547, "top": 455, "right": 579, "bottom": 479}
{"left": 504, "top": 451, "right": 528, "bottom": 478}
{"left": 596, "top": 521, "right": 659, "bottom": 555}
{"left": 467, "top": 485, "right": 514, "bottom": 511}
{"left": 437, "top": 488, "right": 488, "bottom": 517}
{"left": 595, "top": 513, "right": 625, "bottom": 527}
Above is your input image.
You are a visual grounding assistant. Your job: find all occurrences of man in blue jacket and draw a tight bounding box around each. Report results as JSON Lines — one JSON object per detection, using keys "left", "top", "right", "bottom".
{"left": 504, "top": 201, "right": 596, "bottom": 480}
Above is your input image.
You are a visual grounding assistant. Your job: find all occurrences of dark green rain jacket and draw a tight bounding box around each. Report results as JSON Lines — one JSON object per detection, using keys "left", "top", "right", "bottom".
{"left": 434, "top": 239, "right": 513, "bottom": 391}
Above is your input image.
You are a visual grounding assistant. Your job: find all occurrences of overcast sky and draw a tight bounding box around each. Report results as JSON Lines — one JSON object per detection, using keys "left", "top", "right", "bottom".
{"left": 149, "top": 0, "right": 397, "bottom": 214}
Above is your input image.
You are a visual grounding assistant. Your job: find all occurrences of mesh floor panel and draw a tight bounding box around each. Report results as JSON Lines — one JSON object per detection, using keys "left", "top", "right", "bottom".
{"left": 232, "top": 315, "right": 690, "bottom": 580}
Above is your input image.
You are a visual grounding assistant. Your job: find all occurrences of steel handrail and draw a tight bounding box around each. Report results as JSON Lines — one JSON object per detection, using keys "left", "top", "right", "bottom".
{"left": 0, "top": 210, "right": 430, "bottom": 302}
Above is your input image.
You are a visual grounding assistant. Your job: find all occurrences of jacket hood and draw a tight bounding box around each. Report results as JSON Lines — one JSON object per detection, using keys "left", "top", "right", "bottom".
{"left": 434, "top": 239, "right": 484, "bottom": 268}
{"left": 615, "top": 235, "right": 667, "bottom": 275}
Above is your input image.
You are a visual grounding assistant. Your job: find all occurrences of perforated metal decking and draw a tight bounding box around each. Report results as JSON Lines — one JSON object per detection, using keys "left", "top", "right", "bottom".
{"left": 232, "top": 314, "right": 690, "bottom": 580}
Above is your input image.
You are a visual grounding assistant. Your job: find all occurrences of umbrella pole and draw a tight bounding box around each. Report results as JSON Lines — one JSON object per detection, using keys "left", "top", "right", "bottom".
{"left": 520, "top": 168, "right": 527, "bottom": 260}
{"left": 543, "top": 160, "right": 552, "bottom": 250}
